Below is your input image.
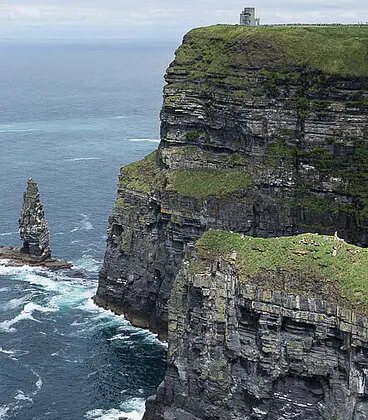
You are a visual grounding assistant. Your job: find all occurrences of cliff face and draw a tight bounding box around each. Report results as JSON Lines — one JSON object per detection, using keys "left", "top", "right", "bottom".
{"left": 144, "top": 231, "right": 368, "bottom": 420}
{"left": 95, "top": 25, "right": 368, "bottom": 338}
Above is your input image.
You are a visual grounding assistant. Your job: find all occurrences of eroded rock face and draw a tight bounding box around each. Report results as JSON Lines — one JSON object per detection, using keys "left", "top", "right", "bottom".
{"left": 95, "top": 26, "right": 368, "bottom": 337}
{"left": 19, "top": 178, "right": 51, "bottom": 258}
{"left": 144, "top": 256, "right": 368, "bottom": 420}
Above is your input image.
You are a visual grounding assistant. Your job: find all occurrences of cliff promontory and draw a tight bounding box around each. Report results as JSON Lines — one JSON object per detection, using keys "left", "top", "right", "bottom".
{"left": 144, "top": 231, "right": 368, "bottom": 419}
{"left": 95, "top": 25, "right": 367, "bottom": 339}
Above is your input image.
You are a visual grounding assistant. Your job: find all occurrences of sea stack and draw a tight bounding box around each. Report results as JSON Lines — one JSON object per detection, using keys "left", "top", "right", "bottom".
{"left": 19, "top": 178, "right": 51, "bottom": 259}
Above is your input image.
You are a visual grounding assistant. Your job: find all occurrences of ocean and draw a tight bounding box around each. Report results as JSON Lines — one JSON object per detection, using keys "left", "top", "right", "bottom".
{"left": 0, "top": 40, "right": 176, "bottom": 420}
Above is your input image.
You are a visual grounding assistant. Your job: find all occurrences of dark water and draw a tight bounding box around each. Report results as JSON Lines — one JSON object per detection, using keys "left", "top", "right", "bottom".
{"left": 0, "top": 41, "right": 175, "bottom": 420}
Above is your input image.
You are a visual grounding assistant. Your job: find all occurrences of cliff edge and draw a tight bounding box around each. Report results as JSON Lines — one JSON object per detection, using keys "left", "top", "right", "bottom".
{"left": 144, "top": 231, "right": 368, "bottom": 419}
{"left": 94, "top": 25, "right": 368, "bottom": 338}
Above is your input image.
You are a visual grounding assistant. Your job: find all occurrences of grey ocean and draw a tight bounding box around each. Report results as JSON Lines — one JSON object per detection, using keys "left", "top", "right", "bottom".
{"left": 0, "top": 41, "right": 175, "bottom": 420}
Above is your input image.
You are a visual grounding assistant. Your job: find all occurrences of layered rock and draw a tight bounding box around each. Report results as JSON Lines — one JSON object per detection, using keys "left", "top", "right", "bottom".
{"left": 144, "top": 231, "right": 368, "bottom": 420}
{"left": 95, "top": 25, "right": 368, "bottom": 338}
{"left": 19, "top": 178, "right": 50, "bottom": 258}
{"left": 0, "top": 178, "right": 71, "bottom": 270}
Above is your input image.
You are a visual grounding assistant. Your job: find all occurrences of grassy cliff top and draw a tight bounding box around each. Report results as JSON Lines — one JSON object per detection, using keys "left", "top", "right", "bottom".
{"left": 174, "top": 25, "right": 368, "bottom": 77}
{"left": 195, "top": 230, "right": 368, "bottom": 310}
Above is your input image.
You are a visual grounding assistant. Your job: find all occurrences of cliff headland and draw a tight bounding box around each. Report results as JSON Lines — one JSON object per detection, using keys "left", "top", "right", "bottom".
{"left": 95, "top": 25, "right": 368, "bottom": 418}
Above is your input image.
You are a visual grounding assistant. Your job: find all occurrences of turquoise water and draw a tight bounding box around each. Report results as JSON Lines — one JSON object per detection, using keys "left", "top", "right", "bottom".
{"left": 0, "top": 41, "right": 175, "bottom": 419}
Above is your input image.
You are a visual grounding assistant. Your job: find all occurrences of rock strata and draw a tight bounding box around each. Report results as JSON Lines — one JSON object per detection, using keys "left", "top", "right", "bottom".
{"left": 144, "top": 232, "right": 368, "bottom": 420}
{"left": 19, "top": 178, "right": 51, "bottom": 258}
{"left": 0, "top": 179, "right": 71, "bottom": 270}
{"left": 95, "top": 25, "right": 368, "bottom": 338}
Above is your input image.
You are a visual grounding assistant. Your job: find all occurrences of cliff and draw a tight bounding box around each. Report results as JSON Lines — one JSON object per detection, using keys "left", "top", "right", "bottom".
{"left": 144, "top": 231, "right": 368, "bottom": 419}
{"left": 94, "top": 25, "right": 368, "bottom": 339}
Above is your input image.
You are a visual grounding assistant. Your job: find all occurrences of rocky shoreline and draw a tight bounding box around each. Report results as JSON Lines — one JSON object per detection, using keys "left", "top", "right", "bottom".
{"left": 0, "top": 246, "right": 72, "bottom": 270}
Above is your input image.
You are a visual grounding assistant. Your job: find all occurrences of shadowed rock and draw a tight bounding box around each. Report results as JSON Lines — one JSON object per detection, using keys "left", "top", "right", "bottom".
{"left": 19, "top": 178, "right": 51, "bottom": 259}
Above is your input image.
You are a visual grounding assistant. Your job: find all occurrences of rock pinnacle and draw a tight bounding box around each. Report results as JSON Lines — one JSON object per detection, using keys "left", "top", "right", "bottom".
{"left": 19, "top": 178, "right": 51, "bottom": 259}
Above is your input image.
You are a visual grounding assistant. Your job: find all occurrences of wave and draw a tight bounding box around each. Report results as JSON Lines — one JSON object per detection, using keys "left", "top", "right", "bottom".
{"left": 73, "top": 254, "right": 101, "bottom": 273}
{"left": 128, "top": 138, "right": 160, "bottom": 143}
{"left": 0, "top": 232, "right": 16, "bottom": 237}
{"left": 110, "top": 116, "right": 128, "bottom": 120}
{"left": 14, "top": 390, "right": 32, "bottom": 403}
{"left": 0, "top": 263, "right": 98, "bottom": 313}
{"left": 0, "top": 128, "right": 40, "bottom": 134}
{"left": 67, "top": 157, "right": 100, "bottom": 162}
{"left": 0, "top": 302, "right": 56, "bottom": 333}
{"left": 0, "top": 264, "right": 44, "bottom": 277}
{"left": 71, "top": 214, "right": 94, "bottom": 233}
{"left": 1, "top": 297, "right": 27, "bottom": 312}
{"left": 85, "top": 397, "right": 146, "bottom": 420}
{"left": 0, "top": 406, "right": 9, "bottom": 420}
{"left": 0, "top": 347, "right": 20, "bottom": 357}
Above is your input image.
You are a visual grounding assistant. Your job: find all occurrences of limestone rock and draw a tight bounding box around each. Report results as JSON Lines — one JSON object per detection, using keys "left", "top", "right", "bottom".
{"left": 19, "top": 178, "right": 51, "bottom": 259}
{"left": 95, "top": 26, "right": 368, "bottom": 339}
{"left": 144, "top": 245, "right": 368, "bottom": 420}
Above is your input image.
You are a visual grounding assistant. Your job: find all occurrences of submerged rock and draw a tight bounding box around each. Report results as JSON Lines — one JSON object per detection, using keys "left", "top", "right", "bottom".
{"left": 19, "top": 178, "right": 51, "bottom": 258}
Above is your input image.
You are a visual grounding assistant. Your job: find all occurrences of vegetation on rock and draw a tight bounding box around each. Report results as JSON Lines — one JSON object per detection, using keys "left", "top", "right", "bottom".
{"left": 166, "top": 167, "right": 251, "bottom": 199}
{"left": 175, "top": 25, "right": 368, "bottom": 78}
{"left": 196, "top": 230, "right": 368, "bottom": 309}
{"left": 119, "top": 151, "right": 165, "bottom": 194}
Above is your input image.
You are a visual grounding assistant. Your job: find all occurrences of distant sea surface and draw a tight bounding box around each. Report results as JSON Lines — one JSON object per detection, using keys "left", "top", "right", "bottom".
{"left": 0, "top": 40, "right": 176, "bottom": 420}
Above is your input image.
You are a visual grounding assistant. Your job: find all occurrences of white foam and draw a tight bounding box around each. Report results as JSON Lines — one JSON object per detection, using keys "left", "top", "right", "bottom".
{"left": 1, "top": 297, "right": 27, "bottom": 311}
{"left": 0, "top": 232, "right": 15, "bottom": 237}
{"left": 0, "top": 406, "right": 9, "bottom": 420}
{"left": 73, "top": 255, "right": 101, "bottom": 272}
{"left": 67, "top": 157, "right": 100, "bottom": 162}
{"left": 0, "top": 348, "right": 29, "bottom": 361}
{"left": 128, "top": 138, "right": 160, "bottom": 143}
{"left": 0, "top": 264, "right": 43, "bottom": 277}
{"left": 0, "top": 287, "right": 10, "bottom": 293}
{"left": 85, "top": 408, "right": 129, "bottom": 420}
{"left": 108, "top": 333, "right": 131, "bottom": 342}
{"left": 71, "top": 214, "right": 94, "bottom": 233}
{"left": 14, "top": 390, "right": 32, "bottom": 403}
{"left": 0, "top": 128, "right": 40, "bottom": 133}
{"left": 85, "top": 398, "right": 145, "bottom": 420}
{"left": 0, "top": 302, "right": 56, "bottom": 333}
{"left": 0, "top": 347, "right": 18, "bottom": 356}
{"left": 110, "top": 115, "right": 128, "bottom": 120}
{"left": 31, "top": 369, "right": 43, "bottom": 393}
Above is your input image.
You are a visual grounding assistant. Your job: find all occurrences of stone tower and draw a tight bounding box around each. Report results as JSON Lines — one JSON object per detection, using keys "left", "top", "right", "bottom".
{"left": 240, "top": 7, "right": 260, "bottom": 26}
{"left": 19, "top": 178, "right": 51, "bottom": 259}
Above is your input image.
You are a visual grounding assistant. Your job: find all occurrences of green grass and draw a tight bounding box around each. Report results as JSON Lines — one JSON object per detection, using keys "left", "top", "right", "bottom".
{"left": 174, "top": 25, "right": 368, "bottom": 78}
{"left": 166, "top": 168, "right": 251, "bottom": 199}
{"left": 119, "top": 151, "right": 165, "bottom": 194}
{"left": 196, "top": 230, "right": 368, "bottom": 310}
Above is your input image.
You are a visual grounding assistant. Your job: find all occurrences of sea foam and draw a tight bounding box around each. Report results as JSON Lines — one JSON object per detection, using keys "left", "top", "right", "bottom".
{"left": 85, "top": 397, "right": 146, "bottom": 420}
